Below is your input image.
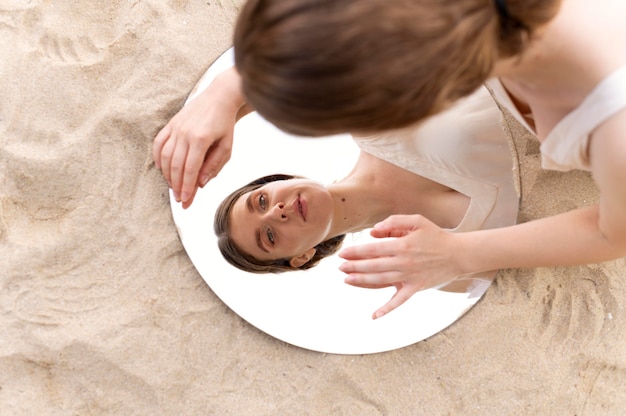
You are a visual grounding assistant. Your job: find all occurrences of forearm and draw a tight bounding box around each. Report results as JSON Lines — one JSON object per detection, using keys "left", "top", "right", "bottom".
{"left": 456, "top": 205, "right": 626, "bottom": 273}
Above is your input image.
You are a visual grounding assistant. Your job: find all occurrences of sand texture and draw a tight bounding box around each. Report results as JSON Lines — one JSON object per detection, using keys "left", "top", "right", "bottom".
{"left": 1, "top": 1, "right": 625, "bottom": 415}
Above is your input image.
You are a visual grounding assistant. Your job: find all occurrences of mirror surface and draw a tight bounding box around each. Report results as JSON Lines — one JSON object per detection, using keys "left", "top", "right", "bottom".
{"left": 170, "top": 48, "right": 499, "bottom": 354}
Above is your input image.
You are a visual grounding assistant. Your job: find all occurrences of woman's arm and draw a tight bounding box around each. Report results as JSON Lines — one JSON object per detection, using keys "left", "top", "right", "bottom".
{"left": 152, "top": 67, "right": 246, "bottom": 208}
{"left": 340, "top": 110, "right": 626, "bottom": 320}
{"left": 458, "top": 206, "right": 625, "bottom": 270}
{"left": 339, "top": 205, "right": 626, "bottom": 319}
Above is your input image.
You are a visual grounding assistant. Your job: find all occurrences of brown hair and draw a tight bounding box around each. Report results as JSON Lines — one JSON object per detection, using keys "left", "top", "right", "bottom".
{"left": 214, "top": 174, "right": 346, "bottom": 274}
{"left": 234, "top": 0, "right": 561, "bottom": 136}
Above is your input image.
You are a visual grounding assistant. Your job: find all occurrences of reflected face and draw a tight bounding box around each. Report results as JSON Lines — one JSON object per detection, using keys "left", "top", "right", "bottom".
{"left": 230, "top": 179, "right": 334, "bottom": 262}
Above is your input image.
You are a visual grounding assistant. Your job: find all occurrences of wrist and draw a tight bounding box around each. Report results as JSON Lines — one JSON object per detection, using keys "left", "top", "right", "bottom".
{"left": 453, "top": 232, "right": 484, "bottom": 276}
{"left": 214, "top": 67, "right": 246, "bottom": 110}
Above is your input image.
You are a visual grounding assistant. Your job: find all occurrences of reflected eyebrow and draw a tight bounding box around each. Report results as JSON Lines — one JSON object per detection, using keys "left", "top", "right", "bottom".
{"left": 245, "top": 193, "right": 254, "bottom": 213}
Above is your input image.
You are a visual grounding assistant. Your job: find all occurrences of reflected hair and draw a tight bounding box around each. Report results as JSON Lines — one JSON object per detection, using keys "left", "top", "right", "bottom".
{"left": 214, "top": 174, "right": 346, "bottom": 274}
{"left": 234, "top": 0, "right": 561, "bottom": 137}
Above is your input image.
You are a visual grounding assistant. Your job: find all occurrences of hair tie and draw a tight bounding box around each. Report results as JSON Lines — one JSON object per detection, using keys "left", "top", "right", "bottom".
{"left": 494, "top": 0, "right": 511, "bottom": 20}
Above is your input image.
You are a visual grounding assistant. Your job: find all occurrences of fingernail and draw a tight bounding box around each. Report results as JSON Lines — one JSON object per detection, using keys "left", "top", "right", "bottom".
{"left": 181, "top": 192, "right": 189, "bottom": 202}
{"left": 200, "top": 174, "right": 210, "bottom": 187}
{"left": 374, "top": 310, "right": 385, "bottom": 319}
{"left": 174, "top": 192, "right": 181, "bottom": 202}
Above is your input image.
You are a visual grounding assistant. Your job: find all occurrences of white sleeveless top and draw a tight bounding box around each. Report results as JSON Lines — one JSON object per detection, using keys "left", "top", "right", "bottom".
{"left": 486, "top": 65, "right": 626, "bottom": 172}
{"left": 352, "top": 85, "right": 519, "bottom": 235}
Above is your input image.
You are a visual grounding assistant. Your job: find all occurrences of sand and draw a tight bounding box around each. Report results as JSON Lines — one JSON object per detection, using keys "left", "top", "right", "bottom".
{"left": 1, "top": 1, "right": 625, "bottom": 415}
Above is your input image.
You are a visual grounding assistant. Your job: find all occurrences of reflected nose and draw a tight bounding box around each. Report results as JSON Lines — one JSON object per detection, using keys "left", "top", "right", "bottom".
{"left": 269, "top": 202, "right": 288, "bottom": 221}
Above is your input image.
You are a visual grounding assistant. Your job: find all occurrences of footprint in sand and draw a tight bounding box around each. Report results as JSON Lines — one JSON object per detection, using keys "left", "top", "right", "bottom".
{"left": 16, "top": 4, "right": 127, "bottom": 66}
{"left": 536, "top": 264, "right": 620, "bottom": 345}
{"left": 40, "top": 34, "right": 103, "bottom": 66}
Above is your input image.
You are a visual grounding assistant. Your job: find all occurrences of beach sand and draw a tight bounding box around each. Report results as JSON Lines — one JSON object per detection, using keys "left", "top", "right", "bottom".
{"left": 1, "top": 1, "right": 625, "bottom": 414}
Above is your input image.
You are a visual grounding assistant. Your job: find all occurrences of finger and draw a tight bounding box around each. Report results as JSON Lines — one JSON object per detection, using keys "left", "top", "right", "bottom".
{"left": 339, "top": 255, "right": 402, "bottom": 274}
{"left": 169, "top": 138, "right": 190, "bottom": 201}
{"left": 180, "top": 142, "right": 208, "bottom": 203}
{"left": 369, "top": 228, "right": 411, "bottom": 239}
{"left": 182, "top": 184, "right": 199, "bottom": 209}
{"left": 344, "top": 280, "right": 394, "bottom": 289}
{"left": 197, "top": 137, "right": 233, "bottom": 187}
{"left": 374, "top": 215, "right": 419, "bottom": 229}
{"left": 338, "top": 239, "right": 400, "bottom": 261}
{"left": 369, "top": 214, "right": 428, "bottom": 238}
{"left": 196, "top": 152, "right": 213, "bottom": 188}
{"left": 152, "top": 124, "right": 171, "bottom": 169}
{"left": 342, "top": 269, "right": 402, "bottom": 288}
{"left": 159, "top": 133, "right": 177, "bottom": 189}
{"left": 372, "top": 286, "right": 416, "bottom": 320}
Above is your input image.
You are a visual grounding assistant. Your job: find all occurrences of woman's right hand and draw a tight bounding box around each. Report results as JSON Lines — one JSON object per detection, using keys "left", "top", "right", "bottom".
{"left": 153, "top": 67, "right": 246, "bottom": 209}
{"left": 339, "top": 214, "right": 464, "bottom": 319}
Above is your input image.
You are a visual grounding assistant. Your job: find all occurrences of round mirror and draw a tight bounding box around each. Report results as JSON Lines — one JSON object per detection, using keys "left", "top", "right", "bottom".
{"left": 170, "top": 48, "right": 517, "bottom": 354}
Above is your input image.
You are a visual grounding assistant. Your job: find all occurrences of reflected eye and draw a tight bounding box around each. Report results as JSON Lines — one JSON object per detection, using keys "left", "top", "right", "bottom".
{"left": 259, "top": 194, "right": 267, "bottom": 210}
{"left": 266, "top": 228, "right": 275, "bottom": 245}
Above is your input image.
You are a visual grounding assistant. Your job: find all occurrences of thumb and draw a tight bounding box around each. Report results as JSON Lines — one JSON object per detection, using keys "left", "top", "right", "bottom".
{"left": 371, "top": 214, "right": 424, "bottom": 237}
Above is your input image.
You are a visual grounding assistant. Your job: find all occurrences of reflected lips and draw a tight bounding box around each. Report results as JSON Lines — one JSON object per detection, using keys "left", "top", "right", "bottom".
{"left": 294, "top": 195, "right": 307, "bottom": 222}
{"left": 300, "top": 197, "right": 307, "bottom": 221}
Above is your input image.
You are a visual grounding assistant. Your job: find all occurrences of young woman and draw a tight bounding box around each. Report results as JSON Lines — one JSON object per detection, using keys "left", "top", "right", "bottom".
{"left": 154, "top": 0, "right": 626, "bottom": 318}
{"left": 212, "top": 85, "right": 518, "bottom": 289}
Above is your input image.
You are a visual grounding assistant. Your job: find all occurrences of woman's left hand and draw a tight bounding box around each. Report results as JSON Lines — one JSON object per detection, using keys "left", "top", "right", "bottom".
{"left": 338, "top": 214, "right": 463, "bottom": 319}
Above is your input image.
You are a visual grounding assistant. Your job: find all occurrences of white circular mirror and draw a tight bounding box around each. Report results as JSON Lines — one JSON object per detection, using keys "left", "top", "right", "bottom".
{"left": 170, "top": 48, "right": 517, "bottom": 354}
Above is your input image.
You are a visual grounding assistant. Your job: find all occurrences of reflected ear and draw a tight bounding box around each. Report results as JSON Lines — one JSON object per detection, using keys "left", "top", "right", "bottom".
{"left": 288, "top": 248, "right": 317, "bottom": 268}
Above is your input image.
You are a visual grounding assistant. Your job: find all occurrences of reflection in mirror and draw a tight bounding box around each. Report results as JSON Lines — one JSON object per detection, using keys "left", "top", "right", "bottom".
{"left": 170, "top": 48, "right": 519, "bottom": 354}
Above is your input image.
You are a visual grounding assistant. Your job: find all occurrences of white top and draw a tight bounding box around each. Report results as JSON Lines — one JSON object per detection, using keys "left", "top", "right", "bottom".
{"left": 353, "top": 85, "right": 520, "bottom": 234}
{"left": 486, "top": 65, "right": 626, "bottom": 172}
